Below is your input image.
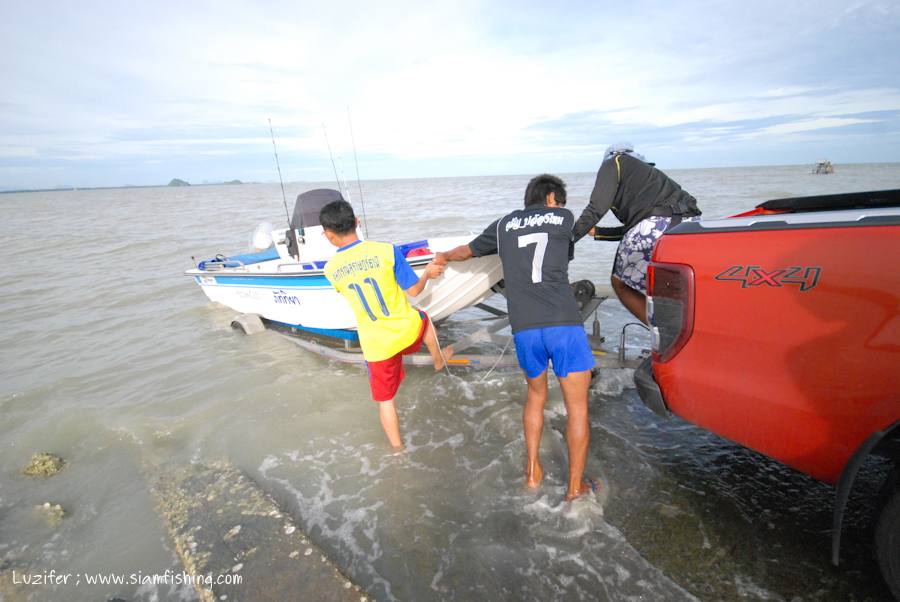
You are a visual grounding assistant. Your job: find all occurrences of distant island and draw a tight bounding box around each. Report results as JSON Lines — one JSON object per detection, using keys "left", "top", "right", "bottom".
{"left": 168, "top": 178, "right": 243, "bottom": 187}
{"left": 1, "top": 178, "right": 250, "bottom": 194}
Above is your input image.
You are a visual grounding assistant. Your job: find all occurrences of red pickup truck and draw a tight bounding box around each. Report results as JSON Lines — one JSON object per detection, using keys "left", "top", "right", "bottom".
{"left": 634, "top": 189, "right": 900, "bottom": 597}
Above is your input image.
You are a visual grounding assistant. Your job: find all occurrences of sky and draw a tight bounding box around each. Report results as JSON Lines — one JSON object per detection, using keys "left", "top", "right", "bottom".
{"left": 2, "top": 0, "right": 900, "bottom": 190}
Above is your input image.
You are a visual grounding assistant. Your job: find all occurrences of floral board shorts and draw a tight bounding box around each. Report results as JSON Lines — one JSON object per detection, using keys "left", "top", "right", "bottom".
{"left": 612, "top": 215, "right": 701, "bottom": 294}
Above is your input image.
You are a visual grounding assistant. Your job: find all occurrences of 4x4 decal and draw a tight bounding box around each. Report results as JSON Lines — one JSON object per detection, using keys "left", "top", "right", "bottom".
{"left": 715, "top": 265, "right": 821, "bottom": 291}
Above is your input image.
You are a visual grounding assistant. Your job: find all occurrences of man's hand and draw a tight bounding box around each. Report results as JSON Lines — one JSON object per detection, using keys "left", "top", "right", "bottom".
{"left": 407, "top": 261, "right": 446, "bottom": 297}
{"left": 433, "top": 251, "right": 449, "bottom": 266}
{"left": 587, "top": 227, "right": 596, "bottom": 238}
{"left": 424, "top": 261, "right": 446, "bottom": 279}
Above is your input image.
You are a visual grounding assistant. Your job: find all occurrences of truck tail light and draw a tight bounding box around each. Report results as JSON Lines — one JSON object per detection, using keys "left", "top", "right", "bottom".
{"left": 647, "top": 262, "right": 695, "bottom": 363}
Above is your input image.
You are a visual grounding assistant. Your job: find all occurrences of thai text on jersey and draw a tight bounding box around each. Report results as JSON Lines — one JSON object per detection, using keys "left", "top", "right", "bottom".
{"left": 324, "top": 241, "right": 422, "bottom": 361}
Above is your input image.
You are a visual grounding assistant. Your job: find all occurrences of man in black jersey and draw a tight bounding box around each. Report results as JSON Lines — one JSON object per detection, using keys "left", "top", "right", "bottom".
{"left": 573, "top": 143, "right": 701, "bottom": 323}
{"left": 435, "top": 174, "right": 596, "bottom": 501}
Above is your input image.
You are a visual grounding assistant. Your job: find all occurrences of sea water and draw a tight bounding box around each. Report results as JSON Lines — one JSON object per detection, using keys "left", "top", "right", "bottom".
{"left": 1, "top": 164, "right": 898, "bottom": 601}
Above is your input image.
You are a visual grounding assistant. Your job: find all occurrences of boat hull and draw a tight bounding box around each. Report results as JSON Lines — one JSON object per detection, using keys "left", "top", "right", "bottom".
{"left": 187, "top": 237, "right": 503, "bottom": 336}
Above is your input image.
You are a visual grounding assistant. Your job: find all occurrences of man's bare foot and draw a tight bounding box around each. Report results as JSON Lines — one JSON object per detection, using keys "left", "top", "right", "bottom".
{"left": 565, "top": 477, "right": 598, "bottom": 501}
{"left": 434, "top": 345, "right": 453, "bottom": 371}
{"left": 525, "top": 460, "right": 544, "bottom": 489}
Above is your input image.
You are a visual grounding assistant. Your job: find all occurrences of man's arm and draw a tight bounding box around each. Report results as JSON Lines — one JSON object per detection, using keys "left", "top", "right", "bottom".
{"left": 405, "top": 262, "right": 445, "bottom": 297}
{"left": 434, "top": 245, "right": 473, "bottom": 265}
{"left": 572, "top": 160, "right": 619, "bottom": 241}
{"left": 394, "top": 245, "right": 445, "bottom": 297}
{"left": 435, "top": 219, "right": 500, "bottom": 265}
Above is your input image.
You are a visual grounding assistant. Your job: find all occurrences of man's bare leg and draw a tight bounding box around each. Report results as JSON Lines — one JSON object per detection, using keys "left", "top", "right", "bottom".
{"left": 558, "top": 369, "right": 592, "bottom": 500}
{"left": 612, "top": 275, "right": 648, "bottom": 324}
{"left": 523, "top": 371, "right": 548, "bottom": 488}
{"left": 377, "top": 399, "right": 403, "bottom": 449}
{"left": 422, "top": 316, "right": 452, "bottom": 370}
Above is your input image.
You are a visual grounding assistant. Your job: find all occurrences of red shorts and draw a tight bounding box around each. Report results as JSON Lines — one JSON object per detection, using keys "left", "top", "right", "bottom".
{"left": 367, "top": 311, "right": 429, "bottom": 402}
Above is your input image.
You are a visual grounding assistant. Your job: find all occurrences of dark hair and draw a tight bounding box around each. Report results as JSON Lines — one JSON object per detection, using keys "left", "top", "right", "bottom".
{"left": 319, "top": 200, "right": 356, "bottom": 234}
{"left": 524, "top": 174, "right": 567, "bottom": 207}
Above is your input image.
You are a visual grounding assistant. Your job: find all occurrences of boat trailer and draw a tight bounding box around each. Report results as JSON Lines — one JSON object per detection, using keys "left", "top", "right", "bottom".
{"left": 231, "top": 280, "right": 649, "bottom": 372}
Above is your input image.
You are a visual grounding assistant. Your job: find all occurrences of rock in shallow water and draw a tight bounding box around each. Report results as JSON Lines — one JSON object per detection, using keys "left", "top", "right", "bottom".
{"left": 22, "top": 453, "right": 65, "bottom": 477}
{"left": 33, "top": 502, "right": 66, "bottom": 527}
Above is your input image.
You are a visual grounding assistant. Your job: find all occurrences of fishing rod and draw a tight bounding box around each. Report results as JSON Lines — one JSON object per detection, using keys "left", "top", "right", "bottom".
{"left": 321, "top": 123, "right": 345, "bottom": 200}
{"left": 268, "top": 118, "right": 291, "bottom": 230}
{"left": 347, "top": 106, "right": 369, "bottom": 237}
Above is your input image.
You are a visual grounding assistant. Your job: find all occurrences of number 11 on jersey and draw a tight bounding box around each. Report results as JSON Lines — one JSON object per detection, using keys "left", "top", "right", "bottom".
{"left": 518, "top": 232, "right": 548, "bottom": 283}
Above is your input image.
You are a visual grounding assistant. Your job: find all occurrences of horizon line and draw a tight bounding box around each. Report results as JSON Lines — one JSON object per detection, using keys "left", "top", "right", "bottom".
{"left": 2, "top": 159, "right": 898, "bottom": 195}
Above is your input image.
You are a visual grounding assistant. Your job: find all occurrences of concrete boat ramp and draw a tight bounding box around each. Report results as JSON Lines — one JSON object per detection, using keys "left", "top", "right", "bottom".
{"left": 149, "top": 460, "right": 367, "bottom": 602}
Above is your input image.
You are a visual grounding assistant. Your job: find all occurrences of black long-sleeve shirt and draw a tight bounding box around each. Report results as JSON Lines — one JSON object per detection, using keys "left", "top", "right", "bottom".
{"left": 573, "top": 154, "right": 701, "bottom": 241}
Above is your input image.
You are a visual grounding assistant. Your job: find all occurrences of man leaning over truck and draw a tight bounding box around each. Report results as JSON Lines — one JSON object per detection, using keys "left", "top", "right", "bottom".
{"left": 573, "top": 143, "right": 702, "bottom": 323}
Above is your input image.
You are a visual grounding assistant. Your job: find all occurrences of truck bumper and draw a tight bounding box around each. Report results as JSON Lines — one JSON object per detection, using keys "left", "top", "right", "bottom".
{"left": 634, "top": 357, "right": 670, "bottom": 418}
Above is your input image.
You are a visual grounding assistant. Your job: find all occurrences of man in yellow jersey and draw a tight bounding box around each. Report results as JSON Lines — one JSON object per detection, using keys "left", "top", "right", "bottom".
{"left": 321, "top": 199, "right": 450, "bottom": 449}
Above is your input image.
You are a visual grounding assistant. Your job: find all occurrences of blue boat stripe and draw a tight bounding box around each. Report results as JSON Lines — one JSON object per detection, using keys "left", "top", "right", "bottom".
{"left": 267, "top": 319, "right": 359, "bottom": 341}
{"left": 204, "top": 275, "right": 332, "bottom": 287}
{"left": 208, "top": 283, "right": 333, "bottom": 290}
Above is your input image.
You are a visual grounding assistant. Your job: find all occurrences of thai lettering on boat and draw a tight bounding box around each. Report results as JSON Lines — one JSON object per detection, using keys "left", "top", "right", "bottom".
{"left": 272, "top": 289, "right": 301, "bottom": 305}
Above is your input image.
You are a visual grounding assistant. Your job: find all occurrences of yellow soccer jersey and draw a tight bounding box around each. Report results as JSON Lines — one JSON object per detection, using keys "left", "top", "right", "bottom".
{"left": 324, "top": 240, "right": 422, "bottom": 361}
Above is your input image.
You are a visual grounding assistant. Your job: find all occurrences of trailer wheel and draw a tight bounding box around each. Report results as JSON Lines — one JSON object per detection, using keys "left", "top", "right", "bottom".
{"left": 876, "top": 484, "right": 900, "bottom": 599}
{"left": 230, "top": 313, "right": 265, "bottom": 335}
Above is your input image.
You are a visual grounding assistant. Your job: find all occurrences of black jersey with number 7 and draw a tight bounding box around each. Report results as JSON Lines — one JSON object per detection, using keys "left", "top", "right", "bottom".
{"left": 468, "top": 206, "right": 582, "bottom": 334}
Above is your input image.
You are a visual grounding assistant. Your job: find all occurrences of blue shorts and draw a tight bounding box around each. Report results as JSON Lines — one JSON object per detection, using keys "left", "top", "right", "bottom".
{"left": 513, "top": 325, "right": 595, "bottom": 379}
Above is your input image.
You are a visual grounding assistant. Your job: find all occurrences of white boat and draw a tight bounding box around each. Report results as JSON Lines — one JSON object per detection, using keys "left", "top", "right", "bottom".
{"left": 185, "top": 189, "right": 503, "bottom": 343}
{"left": 813, "top": 160, "right": 835, "bottom": 174}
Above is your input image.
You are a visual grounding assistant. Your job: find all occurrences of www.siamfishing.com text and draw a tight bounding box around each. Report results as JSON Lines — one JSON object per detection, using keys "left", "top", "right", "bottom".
{"left": 10, "top": 569, "right": 242, "bottom": 591}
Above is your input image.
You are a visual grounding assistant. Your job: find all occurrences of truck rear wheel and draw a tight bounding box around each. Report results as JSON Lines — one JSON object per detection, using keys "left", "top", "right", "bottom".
{"left": 877, "top": 484, "right": 900, "bottom": 599}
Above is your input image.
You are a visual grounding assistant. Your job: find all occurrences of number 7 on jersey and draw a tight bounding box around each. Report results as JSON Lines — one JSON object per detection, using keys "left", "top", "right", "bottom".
{"left": 518, "top": 232, "right": 548, "bottom": 283}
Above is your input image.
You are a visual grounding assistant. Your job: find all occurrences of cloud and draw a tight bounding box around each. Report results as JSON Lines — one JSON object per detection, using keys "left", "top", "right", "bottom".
{"left": 1, "top": 0, "right": 899, "bottom": 188}
{"left": 739, "top": 117, "right": 879, "bottom": 138}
